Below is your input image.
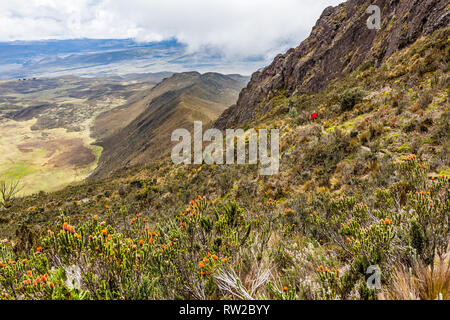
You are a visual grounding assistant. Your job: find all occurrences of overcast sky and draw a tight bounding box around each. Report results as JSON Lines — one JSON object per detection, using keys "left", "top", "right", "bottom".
{"left": 0, "top": 0, "right": 344, "bottom": 59}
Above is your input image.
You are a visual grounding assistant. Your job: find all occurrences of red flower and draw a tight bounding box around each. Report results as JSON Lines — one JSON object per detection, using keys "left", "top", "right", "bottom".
{"left": 311, "top": 112, "right": 318, "bottom": 120}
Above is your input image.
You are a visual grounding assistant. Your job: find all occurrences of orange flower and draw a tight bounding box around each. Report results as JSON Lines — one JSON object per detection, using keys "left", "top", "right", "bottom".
{"left": 283, "top": 286, "right": 288, "bottom": 292}
{"left": 139, "top": 239, "right": 144, "bottom": 246}
{"left": 49, "top": 282, "right": 54, "bottom": 288}
{"left": 212, "top": 254, "right": 218, "bottom": 260}
{"left": 198, "top": 261, "right": 205, "bottom": 268}
{"left": 36, "top": 247, "right": 43, "bottom": 252}
{"left": 27, "top": 270, "right": 32, "bottom": 276}
{"left": 221, "top": 258, "right": 227, "bottom": 263}
{"left": 93, "top": 215, "right": 98, "bottom": 220}
{"left": 105, "top": 205, "right": 109, "bottom": 209}
{"left": 101, "top": 229, "right": 107, "bottom": 236}
{"left": 207, "top": 252, "right": 211, "bottom": 257}
{"left": 203, "top": 257, "right": 208, "bottom": 263}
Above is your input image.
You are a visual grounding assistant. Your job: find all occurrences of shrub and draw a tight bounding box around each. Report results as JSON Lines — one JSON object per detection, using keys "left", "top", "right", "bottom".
{"left": 0, "top": 179, "right": 23, "bottom": 208}
{"left": 339, "top": 87, "right": 366, "bottom": 112}
{"left": 417, "top": 90, "right": 433, "bottom": 109}
{"left": 288, "top": 106, "right": 298, "bottom": 119}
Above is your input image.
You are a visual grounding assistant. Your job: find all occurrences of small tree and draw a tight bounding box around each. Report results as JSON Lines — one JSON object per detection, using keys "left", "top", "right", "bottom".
{"left": 288, "top": 99, "right": 298, "bottom": 119}
{"left": 0, "top": 179, "right": 23, "bottom": 208}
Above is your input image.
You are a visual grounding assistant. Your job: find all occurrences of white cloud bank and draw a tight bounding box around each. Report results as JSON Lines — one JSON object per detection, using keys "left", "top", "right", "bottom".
{"left": 0, "top": 0, "right": 344, "bottom": 59}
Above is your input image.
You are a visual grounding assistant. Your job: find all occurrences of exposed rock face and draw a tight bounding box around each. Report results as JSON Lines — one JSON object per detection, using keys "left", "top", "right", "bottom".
{"left": 215, "top": 0, "right": 449, "bottom": 129}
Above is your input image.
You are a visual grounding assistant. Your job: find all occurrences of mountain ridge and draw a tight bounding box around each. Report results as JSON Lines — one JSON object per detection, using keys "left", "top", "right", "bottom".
{"left": 91, "top": 72, "right": 249, "bottom": 178}
{"left": 215, "top": 0, "right": 449, "bottom": 129}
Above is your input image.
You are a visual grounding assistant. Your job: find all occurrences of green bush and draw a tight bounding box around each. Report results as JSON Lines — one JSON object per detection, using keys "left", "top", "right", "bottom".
{"left": 339, "top": 87, "right": 366, "bottom": 112}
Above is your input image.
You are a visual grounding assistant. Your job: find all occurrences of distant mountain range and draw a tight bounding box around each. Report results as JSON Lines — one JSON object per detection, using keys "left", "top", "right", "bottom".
{"left": 0, "top": 39, "right": 266, "bottom": 79}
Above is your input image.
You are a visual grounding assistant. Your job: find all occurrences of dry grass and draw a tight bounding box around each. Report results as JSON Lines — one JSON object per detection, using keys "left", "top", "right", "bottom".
{"left": 380, "top": 254, "right": 450, "bottom": 300}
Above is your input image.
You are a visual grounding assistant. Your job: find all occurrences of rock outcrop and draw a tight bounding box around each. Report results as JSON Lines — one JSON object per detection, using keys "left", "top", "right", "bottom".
{"left": 215, "top": 0, "right": 449, "bottom": 129}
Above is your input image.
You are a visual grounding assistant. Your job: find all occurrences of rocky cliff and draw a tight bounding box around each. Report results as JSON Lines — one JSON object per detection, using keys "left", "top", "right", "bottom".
{"left": 215, "top": 0, "right": 449, "bottom": 129}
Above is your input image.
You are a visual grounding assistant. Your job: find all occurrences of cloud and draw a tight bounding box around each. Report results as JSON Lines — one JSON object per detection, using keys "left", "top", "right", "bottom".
{"left": 0, "top": 0, "right": 344, "bottom": 59}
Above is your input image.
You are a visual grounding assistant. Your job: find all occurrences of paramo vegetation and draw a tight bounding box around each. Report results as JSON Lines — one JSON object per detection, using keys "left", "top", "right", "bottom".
{"left": 0, "top": 156, "right": 448, "bottom": 300}
{"left": 0, "top": 17, "right": 449, "bottom": 302}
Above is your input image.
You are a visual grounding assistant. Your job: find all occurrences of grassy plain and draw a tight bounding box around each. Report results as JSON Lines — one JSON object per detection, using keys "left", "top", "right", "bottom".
{"left": 0, "top": 118, "right": 101, "bottom": 196}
